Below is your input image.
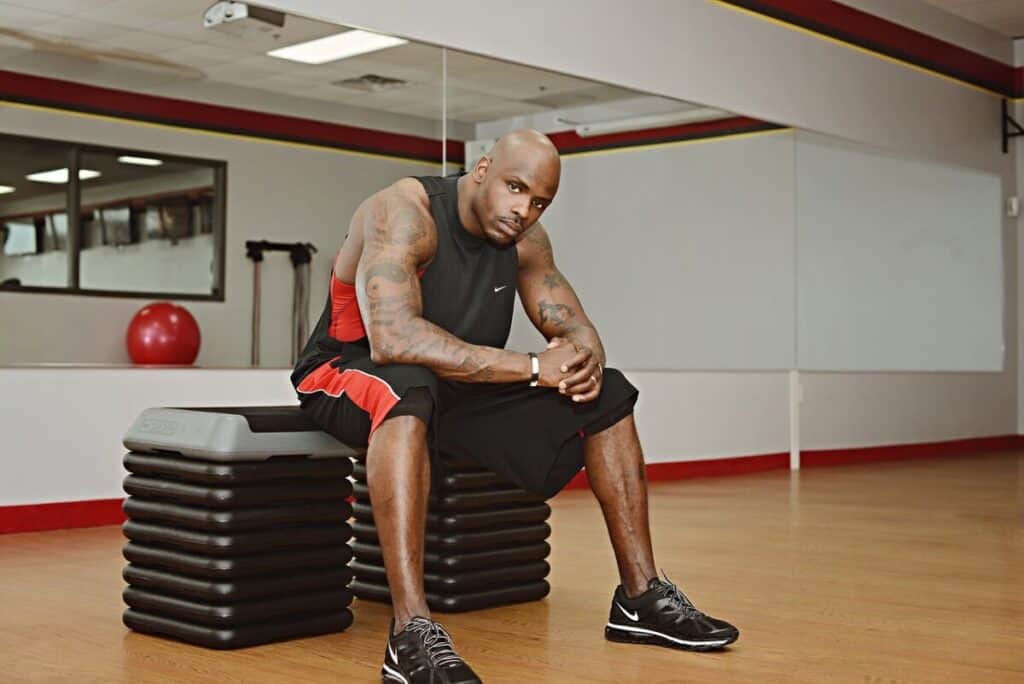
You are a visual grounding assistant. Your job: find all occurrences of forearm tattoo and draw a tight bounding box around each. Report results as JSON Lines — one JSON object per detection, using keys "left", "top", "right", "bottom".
{"left": 542, "top": 272, "right": 564, "bottom": 290}
{"left": 538, "top": 300, "right": 575, "bottom": 328}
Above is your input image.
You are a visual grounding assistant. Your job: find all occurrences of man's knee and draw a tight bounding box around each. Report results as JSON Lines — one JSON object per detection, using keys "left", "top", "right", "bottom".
{"left": 584, "top": 368, "right": 638, "bottom": 437}
{"left": 382, "top": 386, "right": 435, "bottom": 431}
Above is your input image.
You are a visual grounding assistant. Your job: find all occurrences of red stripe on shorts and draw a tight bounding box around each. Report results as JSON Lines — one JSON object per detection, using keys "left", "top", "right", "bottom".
{"left": 297, "top": 359, "right": 402, "bottom": 434}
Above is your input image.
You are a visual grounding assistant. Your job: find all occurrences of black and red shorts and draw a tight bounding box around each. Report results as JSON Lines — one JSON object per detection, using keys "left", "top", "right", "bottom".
{"left": 294, "top": 339, "right": 639, "bottom": 499}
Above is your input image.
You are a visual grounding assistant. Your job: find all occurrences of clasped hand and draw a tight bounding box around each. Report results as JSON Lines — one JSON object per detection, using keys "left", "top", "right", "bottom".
{"left": 536, "top": 336, "right": 603, "bottom": 403}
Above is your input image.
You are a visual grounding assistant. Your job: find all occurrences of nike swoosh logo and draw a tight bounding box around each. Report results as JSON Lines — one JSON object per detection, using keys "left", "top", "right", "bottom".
{"left": 388, "top": 641, "right": 399, "bottom": 662}
{"left": 616, "top": 601, "right": 639, "bottom": 621}
{"left": 494, "top": 285, "right": 509, "bottom": 293}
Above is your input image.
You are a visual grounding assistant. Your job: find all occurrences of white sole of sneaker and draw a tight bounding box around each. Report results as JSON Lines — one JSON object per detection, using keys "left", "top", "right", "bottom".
{"left": 605, "top": 622, "right": 736, "bottom": 651}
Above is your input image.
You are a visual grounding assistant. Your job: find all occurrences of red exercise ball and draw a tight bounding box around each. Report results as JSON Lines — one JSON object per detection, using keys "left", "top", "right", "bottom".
{"left": 126, "top": 301, "right": 201, "bottom": 365}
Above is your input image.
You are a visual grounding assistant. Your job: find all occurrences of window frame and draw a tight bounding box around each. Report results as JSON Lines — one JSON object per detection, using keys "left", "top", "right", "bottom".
{"left": 0, "top": 132, "right": 227, "bottom": 302}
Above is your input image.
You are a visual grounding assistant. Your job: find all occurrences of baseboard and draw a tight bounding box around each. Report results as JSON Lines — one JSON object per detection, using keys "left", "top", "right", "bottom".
{"left": 0, "top": 498, "right": 126, "bottom": 535}
{"left": 562, "top": 451, "right": 790, "bottom": 490}
{"left": 3, "top": 434, "right": 1022, "bottom": 535}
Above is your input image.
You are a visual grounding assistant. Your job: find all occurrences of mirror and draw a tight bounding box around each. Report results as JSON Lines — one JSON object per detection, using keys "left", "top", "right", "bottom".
{"left": 78, "top": 149, "right": 220, "bottom": 296}
{"left": 0, "top": 136, "right": 73, "bottom": 289}
{"left": 0, "top": 133, "right": 225, "bottom": 300}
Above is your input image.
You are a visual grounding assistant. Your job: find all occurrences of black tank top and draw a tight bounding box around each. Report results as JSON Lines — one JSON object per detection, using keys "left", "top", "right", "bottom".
{"left": 291, "top": 174, "right": 518, "bottom": 386}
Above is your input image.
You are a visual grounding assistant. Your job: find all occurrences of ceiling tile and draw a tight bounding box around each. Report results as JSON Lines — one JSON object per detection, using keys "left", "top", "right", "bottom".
{"left": 444, "top": 50, "right": 509, "bottom": 78}
{"left": 918, "top": 0, "right": 1024, "bottom": 37}
{"left": 144, "top": 15, "right": 219, "bottom": 44}
{"left": 0, "top": 3, "right": 67, "bottom": 30}
{"left": 201, "top": 62, "right": 284, "bottom": 84}
{"left": 0, "top": 32, "right": 34, "bottom": 51}
{"left": 0, "top": 0, "right": 108, "bottom": 15}
{"left": 158, "top": 43, "right": 249, "bottom": 70}
{"left": 66, "top": 0, "right": 203, "bottom": 29}
{"left": 100, "top": 30, "right": 197, "bottom": 54}
{"left": 257, "top": 74, "right": 325, "bottom": 95}
{"left": 448, "top": 65, "right": 597, "bottom": 100}
{"left": 451, "top": 100, "right": 552, "bottom": 123}
{"left": 31, "top": 16, "right": 132, "bottom": 43}
{"left": 396, "top": 100, "right": 447, "bottom": 119}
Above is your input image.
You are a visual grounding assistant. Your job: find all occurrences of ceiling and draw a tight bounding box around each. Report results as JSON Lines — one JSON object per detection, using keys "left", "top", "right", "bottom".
{"left": 918, "top": 0, "right": 1024, "bottom": 38}
{"left": 0, "top": 0, "right": 647, "bottom": 125}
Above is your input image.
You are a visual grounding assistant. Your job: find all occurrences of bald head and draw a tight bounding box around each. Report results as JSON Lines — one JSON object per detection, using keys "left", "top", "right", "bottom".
{"left": 488, "top": 129, "right": 561, "bottom": 177}
{"left": 462, "top": 129, "right": 560, "bottom": 246}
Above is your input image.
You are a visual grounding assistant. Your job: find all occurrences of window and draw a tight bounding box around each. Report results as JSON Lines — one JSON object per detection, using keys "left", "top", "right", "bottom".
{"left": 0, "top": 133, "right": 226, "bottom": 300}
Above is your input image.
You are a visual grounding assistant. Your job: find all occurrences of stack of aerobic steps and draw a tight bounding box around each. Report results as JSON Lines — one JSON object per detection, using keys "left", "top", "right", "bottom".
{"left": 119, "top": 406, "right": 360, "bottom": 649}
{"left": 349, "top": 454, "right": 553, "bottom": 612}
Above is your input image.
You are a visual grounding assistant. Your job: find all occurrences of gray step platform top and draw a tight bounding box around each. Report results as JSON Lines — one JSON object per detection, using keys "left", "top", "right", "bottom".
{"left": 123, "top": 406, "right": 364, "bottom": 461}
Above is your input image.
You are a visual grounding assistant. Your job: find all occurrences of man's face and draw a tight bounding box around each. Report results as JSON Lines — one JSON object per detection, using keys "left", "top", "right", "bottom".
{"left": 473, "top": 154, "right": 559, "bottom": 246}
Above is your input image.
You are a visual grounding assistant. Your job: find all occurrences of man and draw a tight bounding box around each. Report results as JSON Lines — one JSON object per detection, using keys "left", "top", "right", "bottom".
{"left": 292, "top": 129, "right": 739, "bottom": 683}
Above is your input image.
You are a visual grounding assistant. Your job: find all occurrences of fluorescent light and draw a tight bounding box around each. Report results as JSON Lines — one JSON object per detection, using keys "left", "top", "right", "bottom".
{"left": 26, "top": 168, "right": 102, "bottom": 184}
{"left": 575, "top": 108, "right": 730, "bottom": 138}
{"left": 0, "top": 185, "right": 14, "bottom": 195}
{"left": 118, "top": 155, "right": 163, "bottom": 167}
{"left": 268, "top": 29, "right": 407, "bottom": 65}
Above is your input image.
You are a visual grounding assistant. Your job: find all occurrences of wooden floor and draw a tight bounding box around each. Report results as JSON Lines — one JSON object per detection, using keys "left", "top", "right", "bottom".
{"left": 2, "top": 453, "right": 1022, "bottom": 683}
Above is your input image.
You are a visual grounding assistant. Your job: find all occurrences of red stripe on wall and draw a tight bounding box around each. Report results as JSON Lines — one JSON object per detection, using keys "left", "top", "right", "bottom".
{"left": 0, "top": 498, "right": 125, "bottom": 534}
{"left": 801, "top": 435, "right": 1024, "bottom": 467}
{"left": 563, "top": 452, "right": 789, "bottom": 490}
{"left": 0, "top": 69, "right": 464, "bottom": 163}
{"left": 3, "top": 435, "right": 1022, "bottom": 534}
{"left": 719, "top": 0, "right": 1016, "bottom": 95}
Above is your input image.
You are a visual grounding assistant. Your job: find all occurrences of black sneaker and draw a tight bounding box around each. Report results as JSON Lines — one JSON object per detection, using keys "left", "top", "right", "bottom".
{"left": 382, "top": 616, "right": 483, "bottom": 683}
{"left": 605, "top": 573, "right": 739, "bottom": 651}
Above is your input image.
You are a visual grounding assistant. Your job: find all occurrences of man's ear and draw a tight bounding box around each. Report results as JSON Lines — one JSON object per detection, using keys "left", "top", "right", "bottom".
{"left": 472, "top": 155, "right": 491, "bottom": 183}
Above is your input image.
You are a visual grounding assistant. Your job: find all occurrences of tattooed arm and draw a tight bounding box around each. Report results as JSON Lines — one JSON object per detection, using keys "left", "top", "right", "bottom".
{"left": 516, "top": 223, "right": 606, "bottom": 402}
{"left": 355, "top": 180, "right": 572, "bottom": 385}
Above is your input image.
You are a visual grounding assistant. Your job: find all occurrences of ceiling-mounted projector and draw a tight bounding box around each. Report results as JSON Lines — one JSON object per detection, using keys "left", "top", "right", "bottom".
{"left": 203, "top": 2, "right": 285, "bottom": 30}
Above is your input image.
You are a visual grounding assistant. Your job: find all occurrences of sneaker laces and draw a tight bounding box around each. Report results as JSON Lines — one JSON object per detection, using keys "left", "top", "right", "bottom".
{"left": 654, "top": 570, "right": 705, "bottom": 620}
{"left": 405, "top": 617, "right": 464, "bottom": 668}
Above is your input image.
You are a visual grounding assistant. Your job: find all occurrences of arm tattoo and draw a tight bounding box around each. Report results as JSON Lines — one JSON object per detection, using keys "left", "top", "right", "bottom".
{"left": 542, "top": 272, "right": 564, "bottom": 290}
{"left": 363, "top": 262, "right": 409, "bottom": 301}
{"left": 389, "top": 221, "right": 425, "bottom": 245}
{"left": 538, "top": 300, "right": 576, "bottom": 328}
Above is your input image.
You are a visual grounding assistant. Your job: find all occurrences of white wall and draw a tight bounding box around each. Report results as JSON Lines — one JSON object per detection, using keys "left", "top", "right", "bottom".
{"left": 0, "top": 367, "right": 298, "bottom": 506}
{"left": 0, "top": 101, "right": 438, "bottom": 368}
{"left": 0, "top": 366, "right": 790, "bottom": 505}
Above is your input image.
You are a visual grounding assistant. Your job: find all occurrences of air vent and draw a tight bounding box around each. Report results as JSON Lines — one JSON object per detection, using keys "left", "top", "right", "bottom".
{"left": 331, "top": 74, "right": 408, "bottom": 93}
